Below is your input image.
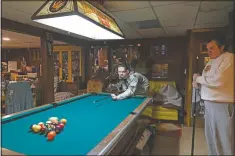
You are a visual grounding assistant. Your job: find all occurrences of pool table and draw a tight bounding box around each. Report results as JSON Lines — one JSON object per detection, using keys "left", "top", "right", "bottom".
{"left": 2, "top": 93, "right": 153, "bottom": 155}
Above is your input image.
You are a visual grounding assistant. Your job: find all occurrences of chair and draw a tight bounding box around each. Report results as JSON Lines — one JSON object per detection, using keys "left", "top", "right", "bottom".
{"left": 54, "top": 76, "right": 75, "bottom": 102}
{"left": 142, "top": 81, "right": 183, "bottom": 122}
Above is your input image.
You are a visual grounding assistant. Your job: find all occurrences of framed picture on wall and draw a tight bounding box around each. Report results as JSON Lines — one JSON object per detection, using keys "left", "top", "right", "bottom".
{"left": 152, "top": 63, "right": 168, "bottom": 78}
{"left": 200, "top": 43, "right": 208, "bottom": 54}
{"left": 150, "top": 44, "right": 168, "bottom": 56}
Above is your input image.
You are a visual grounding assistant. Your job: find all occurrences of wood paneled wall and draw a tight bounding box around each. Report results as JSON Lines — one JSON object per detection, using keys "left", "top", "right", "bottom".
{"left": 2, "top": 48, "right": 41, "bottom": 69}
{"left": 90, "top": 37, "right": 188, "bottom": 92}
{"left": 227, "top": 10, "right": 234, "bottom": 52}
{"left": 2, "top": 48, "right": 30, "bottom": 69}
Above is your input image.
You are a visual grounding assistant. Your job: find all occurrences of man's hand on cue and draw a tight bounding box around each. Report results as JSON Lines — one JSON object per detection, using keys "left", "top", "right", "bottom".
{"left": 111, "top": 94, "right": 118, "bottom": 100}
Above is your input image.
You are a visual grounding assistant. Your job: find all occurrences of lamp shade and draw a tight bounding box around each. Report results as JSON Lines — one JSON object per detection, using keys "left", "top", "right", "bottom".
{"left": 31, "top": 0, "right": 124, "bottom": 40}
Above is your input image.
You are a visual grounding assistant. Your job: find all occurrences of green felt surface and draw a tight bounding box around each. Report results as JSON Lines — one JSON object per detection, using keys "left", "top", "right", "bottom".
{"left": 2, "top": 94, "right": 146, "bottom": 155}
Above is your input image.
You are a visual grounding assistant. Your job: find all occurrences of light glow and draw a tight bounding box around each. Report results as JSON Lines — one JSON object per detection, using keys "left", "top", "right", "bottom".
{"left": 34, "top": 15, "right": 124, "bottom": 40}
{"left": 3, "top": 37, "right": 10, "bottom": 41}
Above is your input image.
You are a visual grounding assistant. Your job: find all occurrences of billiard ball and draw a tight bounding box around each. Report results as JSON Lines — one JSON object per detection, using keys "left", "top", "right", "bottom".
{"left": 44, "top": 127, "right": 53, "bottom": 137}
{"left": 40, "top": 127, "right": 46, "bottom": 134}
{"left": 38, "top": 122, "right": 44, "bottom": 126}
{"left": 53, "top": 120, "right": 59, "bottom": 124}
{"left": 46, "top": 121, "right": 52, "bottom": 125}
{"left": 29, "top": 124, "right": 35, "bottom": 130}
{"left": 39, "top": 124, "right": 45, "bottom": 130}
{"left": 60, "top": 119, "right": 67, "bottom": 124}
{"left": 58, "top": 123, "right": 64, "bottom": 129}
{"left": 32, "top": 125, "right": 41, "bottom": 133}
{"left": 55, "top": 125, "right": 63, "bottom": 133}
{"left": 49, "top": 117, "right": 59, "bottom": 124}
{"left": 52, "top": 122, "right": 58, "bottom": 127}
{"left": 50, "top": 125, "right": 56, "bottom": 130}
{"left": 47, "top": 131, "right": 56, "bottom": 141}
{"left": 44, "top": 124, "right": 48, "bottom": 129}
{"left": 47, "top": 135, "right": 54, "bottom": 141}
{"left": 49, "top": 117, "right": 58, "bottom": 121}
{"left": 48, "top": 131, "right": 56, "bottom": 137}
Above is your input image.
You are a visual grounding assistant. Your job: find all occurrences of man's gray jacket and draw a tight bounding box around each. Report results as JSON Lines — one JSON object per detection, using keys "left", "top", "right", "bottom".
{"left": 115, "top": 71, "right": 149, "bottom": 99}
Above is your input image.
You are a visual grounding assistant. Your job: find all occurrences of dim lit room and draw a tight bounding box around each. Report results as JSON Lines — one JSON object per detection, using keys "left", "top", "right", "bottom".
{"left": 1, "top": 1, "right": 234, "bottom": 155}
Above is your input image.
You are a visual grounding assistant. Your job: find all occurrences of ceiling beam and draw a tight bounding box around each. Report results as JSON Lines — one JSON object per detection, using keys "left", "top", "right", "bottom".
{"left": 2, "top": 18, "right": 90, "bottom": 46}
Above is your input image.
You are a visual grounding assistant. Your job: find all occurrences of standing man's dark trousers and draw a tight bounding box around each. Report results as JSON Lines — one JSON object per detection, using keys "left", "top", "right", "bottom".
{"left": 204, "top": 101, "right": 234, "bottom": 155}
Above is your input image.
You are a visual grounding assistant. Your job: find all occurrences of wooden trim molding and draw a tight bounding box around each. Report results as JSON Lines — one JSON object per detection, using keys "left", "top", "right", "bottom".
{"left": 184, "top": 30, "right": 195, "bottom": 126}
{"left": 192, "top": 27, "right": 226, "bottom": 33}
{"left": 53, "top": 45, "right": 82, "bottom": 51}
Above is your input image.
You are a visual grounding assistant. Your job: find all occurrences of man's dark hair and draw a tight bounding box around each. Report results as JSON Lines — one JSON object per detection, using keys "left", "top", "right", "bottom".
{"left": 117, "top": 63, "right": 130, "bottom": 71}
{"left": 207, "top": 36, "right": 228, "bottom": 51}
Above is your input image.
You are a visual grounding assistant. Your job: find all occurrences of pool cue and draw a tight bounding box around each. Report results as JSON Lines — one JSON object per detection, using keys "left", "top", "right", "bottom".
{"left": 191, "top": 56, "right": 199, "bottom": 156}
{"left": 95, "top": 91, "right": 121, "bottom": 107}
{"left": 93, "top": 96, "right": 110, "bottom": 103}
{"left": 95, "top": 95, "right": 112, "bottom": 107}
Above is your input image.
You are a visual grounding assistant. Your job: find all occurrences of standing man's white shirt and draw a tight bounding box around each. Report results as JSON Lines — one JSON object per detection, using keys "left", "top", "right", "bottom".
{"left": 196, "top": 52, "right": 234, "bottom": 103}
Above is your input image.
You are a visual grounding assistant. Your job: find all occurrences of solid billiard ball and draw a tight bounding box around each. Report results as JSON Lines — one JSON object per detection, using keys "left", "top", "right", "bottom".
{"left": 29, "top": 124, "right": 35, "bottom": 130}
{"left": 47, "top": 135, "right": 54, "bottom": 141}
{"left": 48, "top": 131, "right": 56, "bottom": 137}
{"left": 60, "top": 119, "right": 67, "bottom": 124}
{"left": 47, "top": 131, "right": 56, "bottom": 141}
{"left": 40, "top": 127, "right": 46, "bottom": 134}
{"left": 41, "top": 127, "right": 46, "bottom": 131}
{"left": 55, "top": 125, "right": 63, "bottom": 133}
{"left": 32, "top": 125, "right": 41, "bottom": 133}
{"left": 58, "top": 123, "right": 64, "bottom": 129}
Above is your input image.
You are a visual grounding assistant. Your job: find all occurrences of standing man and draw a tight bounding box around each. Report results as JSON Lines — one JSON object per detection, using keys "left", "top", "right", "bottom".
{"left": 110, "top": 63, "right": 149, "bottom": 100}
{"left": 193, "top": 37, "right": 234, "bottom": 155}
